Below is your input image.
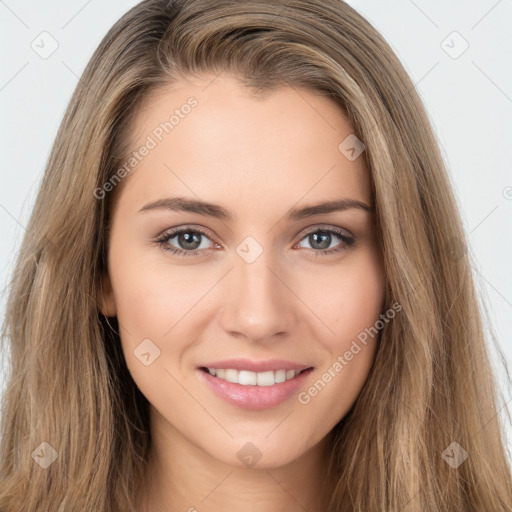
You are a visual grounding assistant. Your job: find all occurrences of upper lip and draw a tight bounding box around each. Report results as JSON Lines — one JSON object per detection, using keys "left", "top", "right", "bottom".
{"left": 199, "top": 358, "right": 313, "bottom": 373}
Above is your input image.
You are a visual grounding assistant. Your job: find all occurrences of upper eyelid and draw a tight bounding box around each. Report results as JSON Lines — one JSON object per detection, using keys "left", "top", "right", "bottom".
{"left": 300, "top": 224, "right": 353, "bottom": 237}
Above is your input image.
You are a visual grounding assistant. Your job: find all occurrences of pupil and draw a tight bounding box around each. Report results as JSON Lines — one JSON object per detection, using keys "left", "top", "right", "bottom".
{"left": 179, "top": 232, "right": 201, "bottom": 250}
{"left": 311, "top": 231, "right": 330, "bottom": 250}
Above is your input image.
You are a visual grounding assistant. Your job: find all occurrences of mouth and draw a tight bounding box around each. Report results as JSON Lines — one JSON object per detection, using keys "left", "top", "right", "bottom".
{"left": 199, "top": 366, "right": 313, "bottom": 386}
{"left": 197, "top": 365, "right": 315, "bottom": 410}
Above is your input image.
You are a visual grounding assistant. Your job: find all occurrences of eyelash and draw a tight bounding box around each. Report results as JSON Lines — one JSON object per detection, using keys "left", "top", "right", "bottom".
{"left": 154, "top": 225, "right": 355, "bottom": 258}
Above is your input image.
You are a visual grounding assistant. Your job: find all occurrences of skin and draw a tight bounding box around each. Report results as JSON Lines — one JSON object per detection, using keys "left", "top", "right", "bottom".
{"left": 99, "top": 72, "right": 386, "bottom": 511}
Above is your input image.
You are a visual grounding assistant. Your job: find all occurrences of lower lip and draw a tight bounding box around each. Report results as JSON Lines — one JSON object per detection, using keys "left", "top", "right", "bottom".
{"left": 197, "top": 368, "right": 314, "bottom": 411}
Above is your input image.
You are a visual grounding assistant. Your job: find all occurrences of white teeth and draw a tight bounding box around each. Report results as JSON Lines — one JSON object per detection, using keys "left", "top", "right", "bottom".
{"left": 274, "top": 369, "right": 286, "bottom": 383}
{"left": 206, "top": 368, "right": 305, "bottom": 386}
{"left": 225, "top": 369, "right": 238, "bottom": 383}
{"left": 257, "top": 371, "right": 275, "bottom": 386}
{"left": 238, "top": 370, "right": 257, "bottom": 385}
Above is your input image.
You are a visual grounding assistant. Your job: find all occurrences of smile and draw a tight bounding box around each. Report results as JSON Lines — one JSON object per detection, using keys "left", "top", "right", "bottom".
{"left": 197, "top": 365, "right": 314, "bottom": 410}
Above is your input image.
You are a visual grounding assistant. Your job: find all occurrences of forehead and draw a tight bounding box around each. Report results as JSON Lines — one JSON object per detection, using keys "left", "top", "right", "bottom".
{"left": 115, "top": 73, "right": 371, "bottom": 219}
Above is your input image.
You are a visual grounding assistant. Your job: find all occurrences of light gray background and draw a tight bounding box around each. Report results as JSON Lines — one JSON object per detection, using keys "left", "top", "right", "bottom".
{"left": 1, "top": 0, "right": 511, "bottom": 456}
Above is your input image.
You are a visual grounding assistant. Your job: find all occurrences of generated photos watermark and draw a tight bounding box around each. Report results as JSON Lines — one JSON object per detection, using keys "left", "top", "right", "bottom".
{"left": 297, "top": 301, "right": 402, "bottom": 405}
{"left": 93, "top": 96, "right": 198, "bottom": 200}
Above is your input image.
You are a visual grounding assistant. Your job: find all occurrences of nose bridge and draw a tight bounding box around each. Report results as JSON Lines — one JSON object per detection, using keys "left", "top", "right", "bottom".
{"left": 219, "top": 241, "right": 295, "bottom": 340}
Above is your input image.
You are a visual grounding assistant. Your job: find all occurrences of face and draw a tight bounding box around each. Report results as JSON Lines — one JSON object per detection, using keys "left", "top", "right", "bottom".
{"left": 100, "top": 72, "right": 385, "bottom": 469}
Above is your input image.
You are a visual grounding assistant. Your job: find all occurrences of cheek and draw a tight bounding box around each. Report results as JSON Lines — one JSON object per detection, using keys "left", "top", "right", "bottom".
{"left": 107, "top": 252, "right": 190, "bottom": 403}
{"left": 332, "top": 269, "right": 385, "bottom": 343}
{"left": 108, "top": 230, "right": 195, "bottom": 337}
{"left": 111, "top": 269, "right": 167, "bottom": 338}
{"left": 301, "top": 248, "right": 385, "bottom": 347}
{"left": 107, "top": 238, "right": 215, "bottom": 380}
{"left": 106, "top": 234, "right": 182, "bottom": 370}
{"left": 294, "top": 248, "right": 385, "bottom": 408}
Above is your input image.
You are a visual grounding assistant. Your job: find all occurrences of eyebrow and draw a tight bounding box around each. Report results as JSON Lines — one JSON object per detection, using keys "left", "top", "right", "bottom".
{"left": 138, "top": 196, "right": 373, "bottom": 221}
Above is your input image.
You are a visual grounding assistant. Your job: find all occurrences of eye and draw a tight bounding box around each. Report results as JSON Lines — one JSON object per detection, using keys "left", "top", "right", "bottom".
{"left": 154, "top": 225, "right": 355, "bottom": 257}
{"left": 295, "top": 226, "right": 355, "bottom": 255}
{"left": 155, "top": 227, "right": 218, "bottom": 257}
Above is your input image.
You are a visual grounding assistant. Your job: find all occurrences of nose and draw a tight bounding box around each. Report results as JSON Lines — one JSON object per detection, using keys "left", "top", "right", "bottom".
{"left": 218, "top": 247, "right": 298, "bottom": 343}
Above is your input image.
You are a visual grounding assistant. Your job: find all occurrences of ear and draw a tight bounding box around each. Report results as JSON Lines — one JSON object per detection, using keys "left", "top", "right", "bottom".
{"left": 98, "top": 271, "right": 117, "bottom": 317}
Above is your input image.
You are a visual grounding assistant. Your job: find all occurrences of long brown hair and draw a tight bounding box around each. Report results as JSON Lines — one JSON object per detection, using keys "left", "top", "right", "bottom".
{"left": 1, "top": 1, "right": 511, "bottom": 510}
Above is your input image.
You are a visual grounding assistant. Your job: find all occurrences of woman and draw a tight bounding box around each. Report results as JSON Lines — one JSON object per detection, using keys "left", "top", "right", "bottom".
{"left": 1, "top": 0, "right": 511, "bottom": 510}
